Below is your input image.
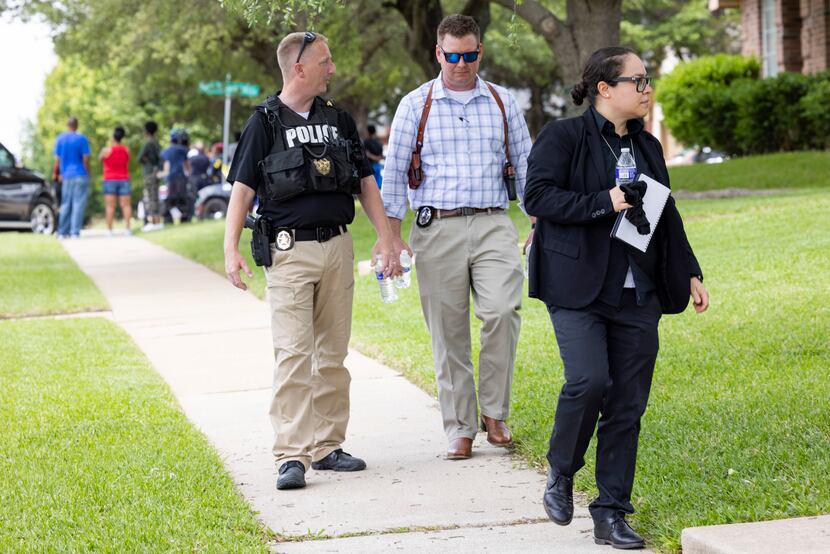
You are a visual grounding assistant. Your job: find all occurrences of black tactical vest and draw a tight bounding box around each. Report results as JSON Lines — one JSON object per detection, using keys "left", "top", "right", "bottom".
{"left": 257, "top": 96, "right": 363, "bottom": 202}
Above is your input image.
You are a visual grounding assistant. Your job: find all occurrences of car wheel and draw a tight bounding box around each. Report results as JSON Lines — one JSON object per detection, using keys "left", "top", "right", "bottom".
{"left": 202, "top": 197, "right": 228, "bottom": 220}
{"left": 30, "top": 201, "right": 56, "bottom": 234}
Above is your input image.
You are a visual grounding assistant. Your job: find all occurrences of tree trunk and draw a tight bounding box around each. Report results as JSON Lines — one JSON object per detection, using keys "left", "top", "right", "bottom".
{"left": 389, "top": 0, "right": 493, "bottom": 79}
{"left": 527, "top": 85, "right": 545, "bottom": 139}
{"left": 389, "top": 0, "right": 444, "bottom": 78}
{"left": 491, "top": 0, "right": 621, "bottom": 114}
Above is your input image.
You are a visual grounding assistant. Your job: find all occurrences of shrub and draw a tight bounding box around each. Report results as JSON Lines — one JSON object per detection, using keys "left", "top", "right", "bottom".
{"left": 800, "top": 71, "right": 830, "bottom": 149}
{"left": 659, "top": 56, "right": 830, "bottom": 155}
{"left": 732, "top": 72, "right": 813, "bottom": 155}
{"left": 657, "top": 55, "right": 760, "bottom": 150}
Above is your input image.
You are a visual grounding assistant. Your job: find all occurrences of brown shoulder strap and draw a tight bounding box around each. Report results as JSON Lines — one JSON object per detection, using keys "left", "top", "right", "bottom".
{"left": 485, "top": 81, "right": 511, "bottom": 164}
{"left": 414, "top": 82, "right": 435, "bottom": 158}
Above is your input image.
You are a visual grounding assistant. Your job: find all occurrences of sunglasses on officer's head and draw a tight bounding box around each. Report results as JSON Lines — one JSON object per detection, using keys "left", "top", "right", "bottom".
{"left": 296, "top": 31, "right": 317, "bottom": 63}
{"left": 608, "top": 75, "right": 652, "bottom": 93}
{"left": 439, "top": 46, "right": 480, "bottom": 64}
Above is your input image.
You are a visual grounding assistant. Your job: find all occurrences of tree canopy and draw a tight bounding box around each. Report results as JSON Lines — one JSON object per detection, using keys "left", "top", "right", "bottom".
{"left": 9, "top": 0, "right": 740, "bottom": 173}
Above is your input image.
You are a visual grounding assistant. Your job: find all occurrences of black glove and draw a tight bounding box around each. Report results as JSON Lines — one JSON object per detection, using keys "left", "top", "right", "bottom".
{"left": 620, "top": 180, "right": 650, "bottom": 235}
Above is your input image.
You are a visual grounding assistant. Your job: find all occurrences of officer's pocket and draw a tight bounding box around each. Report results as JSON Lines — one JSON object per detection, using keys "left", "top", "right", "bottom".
{"left": 260, "top": 148, "right": 305, "bottom": 201}
{"left": 309, "top": 154, "right": 337, "bottom": 192}
{"left": 327, "top": 147, "right": 360, "bottom": 193}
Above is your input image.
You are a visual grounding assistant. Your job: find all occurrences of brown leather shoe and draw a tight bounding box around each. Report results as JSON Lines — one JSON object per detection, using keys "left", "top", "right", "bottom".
{"left": 481, "top": 415, "right": 513, "bottom": 447}
{"left": 446, "top": 437, "right": 473, "bottom": 460}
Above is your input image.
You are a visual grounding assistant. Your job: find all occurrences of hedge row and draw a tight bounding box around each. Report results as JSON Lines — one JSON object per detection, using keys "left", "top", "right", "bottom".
{"left": 656, "top": 55, "right": 830, "bottom": 156}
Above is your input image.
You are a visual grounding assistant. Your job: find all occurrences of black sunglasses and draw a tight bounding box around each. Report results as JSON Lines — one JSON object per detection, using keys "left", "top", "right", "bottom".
{"left": 296, "top": 31, "right": 317, "bottom": 63}
{"left": 608, "top": 75, "right": 652, "bottom": 93}
{"left": 439, "top": 46, "right": 480, "bottom": 64}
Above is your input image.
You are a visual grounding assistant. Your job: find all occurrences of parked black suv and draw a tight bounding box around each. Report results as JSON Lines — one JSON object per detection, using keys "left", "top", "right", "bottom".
{"left": 0, "top": 142, "right": 57, "bottom": 234}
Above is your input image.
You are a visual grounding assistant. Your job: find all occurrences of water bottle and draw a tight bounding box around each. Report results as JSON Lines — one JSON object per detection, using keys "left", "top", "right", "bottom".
{"left": 374, "top": 255, "right": 398, "bottom": 303}
{"left": 615, "top": 147, "right": 637, "bottom": 188}
{"left": 394, "top": 250, "right": 412, "bottom": 289}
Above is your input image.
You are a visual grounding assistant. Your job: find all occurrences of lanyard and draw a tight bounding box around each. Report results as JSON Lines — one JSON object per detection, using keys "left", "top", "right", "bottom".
{"left": 600, "top": 133, "right": 636, "bottom": 166}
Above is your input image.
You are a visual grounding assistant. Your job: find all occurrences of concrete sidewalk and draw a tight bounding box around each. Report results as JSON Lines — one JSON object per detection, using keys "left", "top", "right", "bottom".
{"left": 62, "top": 234, "right": 637, "bottom": 553}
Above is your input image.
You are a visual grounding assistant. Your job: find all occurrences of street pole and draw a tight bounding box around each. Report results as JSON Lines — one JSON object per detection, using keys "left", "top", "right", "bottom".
{"left": 222, "top": 72, "right": 231, "bottom": 167}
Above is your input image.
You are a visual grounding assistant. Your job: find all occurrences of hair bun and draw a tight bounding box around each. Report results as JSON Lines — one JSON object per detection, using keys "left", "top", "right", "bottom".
{"left": 571, "top": 82, "right": 587, "bottom": 106}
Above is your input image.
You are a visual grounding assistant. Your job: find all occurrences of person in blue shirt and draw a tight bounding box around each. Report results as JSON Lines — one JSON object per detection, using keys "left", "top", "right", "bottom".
{"left": 160, "top": 129, "right": 192, "bottom": 222}
{"left": 52, "top": 117, "right": 91, "bottom": 238}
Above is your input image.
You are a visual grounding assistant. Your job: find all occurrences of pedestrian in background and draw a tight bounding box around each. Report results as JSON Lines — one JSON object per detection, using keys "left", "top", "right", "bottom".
{"left": 363, "top": 124, "right": 384, "bottom": 188}
{"left": 53, "top": 116, "right": 90, "bottom": 239}
{"left": 99, "top": 126, "right": 132, "bottom": 235}
{"left": 160, "top": 129, "right": 192, "bottom": 222}
{"left": 138, "top": 121, "right": 163, "bottom": 232}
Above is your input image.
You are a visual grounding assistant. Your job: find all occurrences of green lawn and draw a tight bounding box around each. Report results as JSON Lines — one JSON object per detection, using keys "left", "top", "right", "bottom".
{"left": 668, "top": 151, "right": 830, "bottom": 192}
{"left": 0, "top": 317, "right": 269, "bottom": 552}
{"left": 143, "top": 175, "right": 830, "bottom": 552}
{"left": 0, "top": 234, "right": 108, "bottom": 318}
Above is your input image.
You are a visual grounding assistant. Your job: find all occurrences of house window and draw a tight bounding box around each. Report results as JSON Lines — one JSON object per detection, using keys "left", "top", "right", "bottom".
{"left": 761, "top": 0, "right": 778, "bottom": 76}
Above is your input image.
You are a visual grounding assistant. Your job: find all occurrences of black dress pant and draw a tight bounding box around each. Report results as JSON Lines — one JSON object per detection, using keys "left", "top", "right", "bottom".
{"left": 546, "top": 290, "right": 661, "bottom": 520}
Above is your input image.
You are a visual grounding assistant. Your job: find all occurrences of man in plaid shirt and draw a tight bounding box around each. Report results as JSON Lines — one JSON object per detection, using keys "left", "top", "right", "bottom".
{"left": 382, "top": 14, "right": 533, "bottom": 460}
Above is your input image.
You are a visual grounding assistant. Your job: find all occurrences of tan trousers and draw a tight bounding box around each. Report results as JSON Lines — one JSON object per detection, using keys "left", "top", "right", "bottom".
{"left": 265, "top": 232, "right": 354, "bottom": 470}
{"left": 410, "top": 212, "right": 523, "bottom": 441}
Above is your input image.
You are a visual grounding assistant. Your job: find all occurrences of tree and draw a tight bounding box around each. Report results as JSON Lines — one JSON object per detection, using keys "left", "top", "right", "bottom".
{"left": 622, "top": 0, "right": 741, "bottom": 75}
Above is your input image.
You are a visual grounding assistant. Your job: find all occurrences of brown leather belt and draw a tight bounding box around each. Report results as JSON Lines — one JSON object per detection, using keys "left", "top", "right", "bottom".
{"left": 434, "top": 207, "right": 504, "bottom": 219}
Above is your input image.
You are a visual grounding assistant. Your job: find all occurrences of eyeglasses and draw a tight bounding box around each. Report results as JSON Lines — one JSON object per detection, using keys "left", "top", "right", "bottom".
{"left": 608, "top": 75, "right": 652, "bottom": 93}
{"left": 296, "top": 32, "right": 317, "bottom": 63}
{"left": 439, "top": 46, "right": 480, "bottom": 64}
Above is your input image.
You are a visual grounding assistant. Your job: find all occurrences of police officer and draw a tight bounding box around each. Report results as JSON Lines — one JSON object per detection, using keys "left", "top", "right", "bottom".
{"left": 223, "top": 31, "right": 397, "bottom": 491}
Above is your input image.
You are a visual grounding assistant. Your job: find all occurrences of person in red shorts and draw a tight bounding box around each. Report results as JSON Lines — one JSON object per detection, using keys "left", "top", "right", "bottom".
{"left": 99, "top": 126, "right": 133, "bottom": 235}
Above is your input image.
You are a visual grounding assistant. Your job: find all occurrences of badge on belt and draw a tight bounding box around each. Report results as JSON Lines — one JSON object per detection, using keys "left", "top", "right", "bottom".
{"left": 275, "top": 228, "right": 294, "bottom": 251}
{"left": 416, "top": 206, "right": 434, "bottom": 228}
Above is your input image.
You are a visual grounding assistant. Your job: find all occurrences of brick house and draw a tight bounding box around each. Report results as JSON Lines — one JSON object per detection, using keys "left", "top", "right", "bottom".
{"left": 710, "top": 0, "right": 830, "bottom": 76}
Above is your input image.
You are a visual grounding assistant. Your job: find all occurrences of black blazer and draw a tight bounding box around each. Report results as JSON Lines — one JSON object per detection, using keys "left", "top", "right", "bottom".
{"left": 524, "top": 109, "right": 702, "bottom": 314}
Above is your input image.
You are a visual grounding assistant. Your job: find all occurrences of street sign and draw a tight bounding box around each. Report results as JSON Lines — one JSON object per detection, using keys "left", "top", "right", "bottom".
{"left": 197, "top": 80, "right": 260, "bottom": 98}
{"left": 198, "top": 80, "right": 224, "bottom": 96}
{"left": 198, "top": 75, "right": 262, "bottom": 167}
{"left": 226, "top": 81, "right": 261, "bottom": 98}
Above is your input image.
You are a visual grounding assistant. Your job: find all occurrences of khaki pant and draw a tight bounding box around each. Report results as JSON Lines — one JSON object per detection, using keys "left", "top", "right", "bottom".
{"left": 265, "top": 232, "right": 354, "bottom": 470}
{"left": 410, "top": 212, "right": 523, "bottom": 441}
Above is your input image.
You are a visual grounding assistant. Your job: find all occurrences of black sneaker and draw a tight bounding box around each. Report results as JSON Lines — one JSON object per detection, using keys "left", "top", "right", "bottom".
{"left": 311, "top": 449, "right": 366, "bottom": 472}
{"left": 276, "top": 461, "right": 306, "bottom": 490}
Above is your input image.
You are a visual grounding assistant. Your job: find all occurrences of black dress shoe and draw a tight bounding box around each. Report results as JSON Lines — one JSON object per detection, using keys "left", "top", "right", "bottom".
{"left": 542, "top": 469, "right": 573, "bottom": 525}
{"left": 311, "top": 449, "right": 366, "bottom": 471}
{"left": 593, "top": 514, "right": 645, "bottom": 550}
{"left": 276, "top": 461, "right": 306, "bottom": 490}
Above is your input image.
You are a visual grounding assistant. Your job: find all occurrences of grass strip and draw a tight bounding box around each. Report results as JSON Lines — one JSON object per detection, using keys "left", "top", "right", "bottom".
{"left": 668, "top": 151, "right": 830, "bottom": 192}
{"left": 0, "top": 317, "right": 269, "bottom": 552}
{"left": 0, "top": 234, "right": 108, "bottom": 318}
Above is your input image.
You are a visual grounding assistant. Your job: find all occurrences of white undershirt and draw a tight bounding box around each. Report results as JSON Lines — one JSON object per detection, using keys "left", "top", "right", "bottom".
{"left": 624, "top": 267, "right": 635, "bottom": 288}
{"left": 444, "top": 88, "right": 476, "bottom": 105}
{"left": 296, "top": 111, "right": 310, "bottom": 119}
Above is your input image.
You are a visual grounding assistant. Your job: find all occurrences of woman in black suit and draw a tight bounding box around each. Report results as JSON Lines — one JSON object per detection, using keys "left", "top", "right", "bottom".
{"left": 524, "top": 47, "right": 709, "bottom": 549}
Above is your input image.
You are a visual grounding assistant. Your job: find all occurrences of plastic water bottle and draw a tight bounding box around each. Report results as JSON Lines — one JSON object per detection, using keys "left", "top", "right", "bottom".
{"left": 616, "top": 147, "right": 637, "bottom": 188}
{"left": 394, "top": 250, "right": 412, "bottom": 289}
{"left": 374, "top": 255, "right": 398, "bottom": 303}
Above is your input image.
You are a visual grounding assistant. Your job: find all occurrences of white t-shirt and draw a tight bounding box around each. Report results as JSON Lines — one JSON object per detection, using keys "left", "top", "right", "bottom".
{"left": 444, "top": 88, "right": 476, "bottom": 105}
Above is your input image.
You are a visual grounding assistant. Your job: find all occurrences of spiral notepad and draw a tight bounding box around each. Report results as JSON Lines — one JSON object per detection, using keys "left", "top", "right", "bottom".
{"left": 610, "top": 174, "right": 671, "bottom": 253}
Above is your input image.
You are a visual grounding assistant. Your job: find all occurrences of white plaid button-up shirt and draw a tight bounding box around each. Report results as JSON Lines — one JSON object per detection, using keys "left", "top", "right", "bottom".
{"left": 381, "top": 75, "right": 532, "bottom": 220}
